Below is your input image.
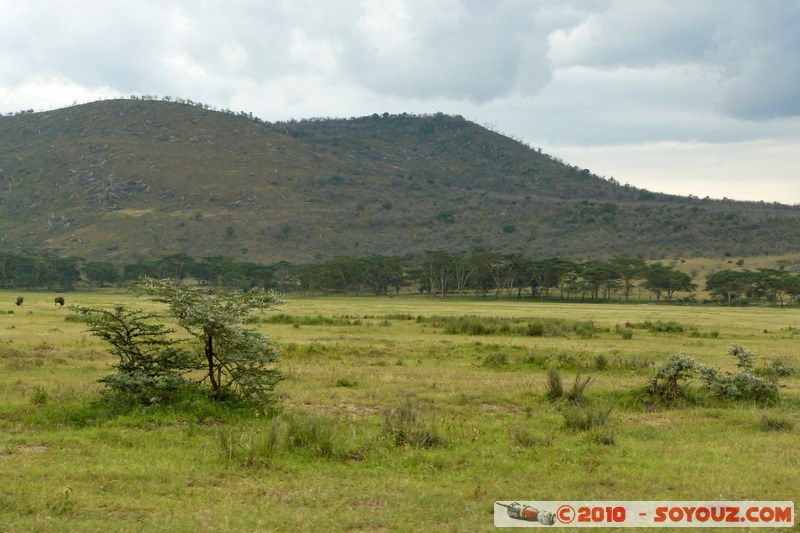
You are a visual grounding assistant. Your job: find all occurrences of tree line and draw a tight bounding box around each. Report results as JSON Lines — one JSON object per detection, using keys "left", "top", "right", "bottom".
{"left": 1, "top": 250, "right": 798, "bottom": 306}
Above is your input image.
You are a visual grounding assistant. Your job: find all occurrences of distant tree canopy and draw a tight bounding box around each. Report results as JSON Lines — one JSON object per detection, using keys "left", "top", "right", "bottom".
{"left": 0, "top": 252, "right": 80, "bottom": 290}
{"left": 3, "top": 249, "right": 798, "bottom": 306}
{"left": 705, "top": 268, "right": 800, "bottom": 307}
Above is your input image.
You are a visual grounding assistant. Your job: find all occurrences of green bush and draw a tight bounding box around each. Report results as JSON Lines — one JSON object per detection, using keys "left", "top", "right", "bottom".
{"left": 480, "top": 352, "right": 509, "bottom": 368}
{"left": 614, "top": 324, "right": 634, "bottom": 340}
{"left": 522, "top": 352, "right": 548, "bottom": 369}
{"left": 728, "top": 343, "right": 757, "bottom": 370}
{"left": 510, "top": 427, "right": 553, "bottom": 448}
{"left": 98, "top": 372, "right": 197, "bottom": 406}
{"left": 284, "top": 412, "right": 339, "bottom": 458}
{"left": 218, "top": 419, "right": 282, "bottom": 467}
{"left": 424, "top": 315, "right": 595, "bottom": 339}
{"left": 646, "top": 353, "right": 702, "bottom": 403}
{"left": 698, "top": 345, "right": 779, "bottom": 403}
{"left": 132, "top": 279, "right": 284, "bottom": 406}
{"left": 545, "top": 369, "right": 564, "bottom": 401}
{"left": 382, "top": 400, "right": 445, "bottom": 449}
{"left": 757, "top": 359, "right": 797, "bottom": 378}
{"left": 544, "top": 369, "right": 594, "bottom": 405}
{"left": 29, "top": 385, "right": 49, "bottom": 406}
{"left": 699, "top": 368, "right": 778, "bottom": 403}
{"left": 586, "top": 428, "right": 616, "bottom": 446}
{"left": 335, "top": 377, "right": 358, "bottom": 388}
{"left": 572, "top": 321, "right": 596, "bottom": 339}
{"left": 565, "top": 374, "right": 593, "bottom": 406}
{"left": 522, "top": 321, "right": 545, "bottom": 337}
{"left": 648, "top": 345, "right": 784, "bottom": 406}
{"left": 440, "top": 317, "right": 497, "bottom": 335}
{"left": 261, "top": 313, "right": 359, "bottom": 326}
{"left": 561, "top": 402, "right": 613, "bottom": 431}
{"left": 758, "top": 414, "right": 795, "bottom": 432}
{"left": 628, "top": 320, "right": 685, "bottom": 333}
{"left": 77, "top": 280, "right": 286, "bottom": 408}
{"left": 71, "top": 305, "right": 201, "bottom": 406}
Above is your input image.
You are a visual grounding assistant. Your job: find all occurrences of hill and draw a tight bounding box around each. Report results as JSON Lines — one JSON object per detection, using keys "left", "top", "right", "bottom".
{"left": 1, "top": 98, "right": 798, "bottom": 264}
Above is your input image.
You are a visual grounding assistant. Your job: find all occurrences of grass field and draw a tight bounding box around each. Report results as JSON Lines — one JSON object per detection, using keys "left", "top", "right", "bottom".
{"left": 1, "top": 290, "right": 798, "bottom": 531}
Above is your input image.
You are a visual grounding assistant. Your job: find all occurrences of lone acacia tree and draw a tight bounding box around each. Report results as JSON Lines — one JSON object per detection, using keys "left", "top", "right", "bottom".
{"left": 131, "top": 278, "right": 284, "bottom": 404}
{"left": 72, "top": 305, "right": 199, "bottom": 404}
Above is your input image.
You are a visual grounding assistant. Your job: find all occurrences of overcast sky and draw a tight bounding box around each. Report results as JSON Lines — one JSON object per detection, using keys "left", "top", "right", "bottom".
{"left": 2, "top": 0, "right": 799, "bottom": 204}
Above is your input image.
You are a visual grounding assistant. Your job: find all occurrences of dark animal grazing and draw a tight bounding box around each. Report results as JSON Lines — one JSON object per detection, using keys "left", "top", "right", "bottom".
{"left": 54, "top": 296, "right": 65, "bottom": 306}
{"left": 15, "top": 296, "right": 23, "bottom": 306}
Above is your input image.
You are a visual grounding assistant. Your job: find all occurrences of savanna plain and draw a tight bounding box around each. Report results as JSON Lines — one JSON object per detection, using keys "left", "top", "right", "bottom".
{"left": 1, "top": 290, "right": 798, "bottom": 532}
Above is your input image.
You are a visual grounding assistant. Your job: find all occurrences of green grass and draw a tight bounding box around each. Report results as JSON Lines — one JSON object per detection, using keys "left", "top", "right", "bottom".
{"left": 0, "top": 291, "right": 798, "bottom": 531}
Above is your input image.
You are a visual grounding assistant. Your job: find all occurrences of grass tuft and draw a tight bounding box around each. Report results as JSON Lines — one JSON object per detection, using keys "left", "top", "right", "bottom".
{"left": 284, "top": 412, "right": 339, "bottom": 458}
{"left": 561, "top": 402, "right": 614, "bottom": 432}
{"left": 545, "top": 368, "right": 564, "bottom": 401}
{"left": 382, "top": 399, "right": 446, "bottom": 449}
{"left": 510, "top": 426, "right": 554, "bottom": 448}
{"left": 758, "top": 413, "right": 795, "bottom": 432}
{"left": 334, "top": 377, "right": 358, "bottom": 388}
{"left": 566, "top": 374, "right": 593, "bottom": 406}
{"left": 29, "top": 385, "right": 49, "bottom": 406}
{"left": 218, "top": 419, "right": 282, "bottom": 467}
{"left": 480, "top": 352, "right": 510, "bottom": 368}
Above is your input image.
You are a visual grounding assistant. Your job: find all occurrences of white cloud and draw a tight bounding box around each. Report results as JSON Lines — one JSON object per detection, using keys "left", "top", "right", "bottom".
{"left": 552, "top": 140, "right": 800, "bottom": 204}
{"left": 0, "top": 77, "right": 116, "bottom": 112}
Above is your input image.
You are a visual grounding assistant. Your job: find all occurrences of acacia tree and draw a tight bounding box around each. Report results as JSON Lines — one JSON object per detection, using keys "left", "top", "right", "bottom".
{"left": 71, "top": 305, "right": 200, "bottom": 404}
{"left": 705, "top": 270, "right": 754, "bottom": 304}
{"left": 83, "top": 261, "right": 119, "bottom": 287}
{"left": 363, "top": 255, "right": 404, "bottom": 295}
{"left": 325, "top": 256, "right": 365, "bottom": 295}
{"left": 472, "top": 251, "right": 509, "bottom": 297}
{"left": 755, "top": 269, "right": 792, "bottom": 307}
{"left": 579, "top": 260, "right": 619, "bottom": 301}
{"left": 450, "top": 253, "right": 476, "bottom": 297}
{"left": 528, "top": 258, "right": 571, "bottom": 301}
{"left": 132, "top": 278, "right": 284, "bottom": 404}
{"left": 643, "top": 264, "right": 695, "bottom": 302}
{"left": 419, "top": 251, "right": 453, "bottom": 297}
{"left": 611, "top": 256, "right": 647, "bottom": 302}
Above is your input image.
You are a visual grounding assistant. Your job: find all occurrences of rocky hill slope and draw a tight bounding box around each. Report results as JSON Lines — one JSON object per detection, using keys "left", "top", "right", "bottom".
{"left": 1, "top": 99, "right": 797, "bottom": 263}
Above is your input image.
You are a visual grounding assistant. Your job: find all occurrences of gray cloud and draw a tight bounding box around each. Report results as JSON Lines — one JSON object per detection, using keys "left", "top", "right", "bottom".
{"left": 0, "top": 2, "right": 169, "bottom": 90}
{"left": 713, "top": 3, "right": 800, "bottom": 120}
{"left": 5, "top": 0, "right": 797, "bottom": 118}
{"left": 337, "top": 0, "right": 551, "bottom": 102}
{"left": 548, "top": 0, "right": 800, "bottom": 121}
{"left": 548, "top": 1, "right": 720, "bottom": 68}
